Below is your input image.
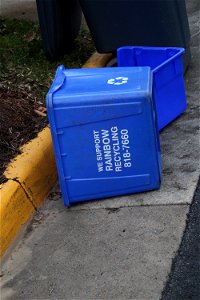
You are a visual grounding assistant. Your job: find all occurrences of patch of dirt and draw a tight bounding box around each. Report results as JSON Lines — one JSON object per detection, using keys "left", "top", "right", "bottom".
{"left": 0, "top": 87, "right": 48, "bottom": 184}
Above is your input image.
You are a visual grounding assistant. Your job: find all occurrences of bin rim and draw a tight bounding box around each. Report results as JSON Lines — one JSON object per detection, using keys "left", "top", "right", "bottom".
{"left": 117, "top": 46, "right": 185, "bottom": 73}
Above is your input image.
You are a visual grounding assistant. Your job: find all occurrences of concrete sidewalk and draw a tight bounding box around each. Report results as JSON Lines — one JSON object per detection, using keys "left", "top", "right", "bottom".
{"left": 0, "top": 0, "right": 37, "bottom": 21}
{"left": 1, "top": 202, "right": 189, "bottom": 300}
{"left": 1, "top": 1, "right": 200, "bottom": 299}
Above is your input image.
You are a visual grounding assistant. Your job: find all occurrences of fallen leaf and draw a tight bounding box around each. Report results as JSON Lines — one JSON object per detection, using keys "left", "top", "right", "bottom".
{"left": 23, "top": 31, "right": 37, "bottom": 42}
{"left": 37, "top": 106, "right": 47, "bottom": 113}
{"left": 34, "top": 109, "right": 47, "bottom": 117}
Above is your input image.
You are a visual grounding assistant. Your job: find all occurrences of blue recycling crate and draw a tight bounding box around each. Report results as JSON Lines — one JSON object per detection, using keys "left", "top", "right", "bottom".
{"left": 117, "top": 46, "right": 187, "bottom": 130}
{"left": 46, "top": 65, "right": 161, "bottom": 206}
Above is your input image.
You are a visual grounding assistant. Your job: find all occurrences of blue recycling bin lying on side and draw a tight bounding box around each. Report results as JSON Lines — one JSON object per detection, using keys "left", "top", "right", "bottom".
{"left": 46, "top": 66, "right": 161, "bottom": 206}
{"left": 117, "top": 46, "right": 187, "bottom": 130}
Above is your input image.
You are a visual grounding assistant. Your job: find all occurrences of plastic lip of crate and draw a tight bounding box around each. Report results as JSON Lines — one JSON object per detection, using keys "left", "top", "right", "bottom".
{"left": 46, "top": 66, "right": 161, "bottom": 206}
{"left": 117, "top": 46, "right": 187, "bottom": 130}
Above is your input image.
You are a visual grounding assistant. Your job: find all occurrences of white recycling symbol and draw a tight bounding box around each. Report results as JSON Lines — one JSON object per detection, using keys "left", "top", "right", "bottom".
{"left": 107, "top": 76, "right": 129, "bottom": 86}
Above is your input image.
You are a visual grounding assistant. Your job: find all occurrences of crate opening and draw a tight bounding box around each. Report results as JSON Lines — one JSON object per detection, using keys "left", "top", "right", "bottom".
{"left": 117, "top": 47, "right": 181, "bottom": 71}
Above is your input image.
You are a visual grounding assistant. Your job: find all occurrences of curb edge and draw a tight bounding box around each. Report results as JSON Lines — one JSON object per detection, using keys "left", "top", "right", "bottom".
{"left": 0, "top": 53, "right": 112, "bottom": 259}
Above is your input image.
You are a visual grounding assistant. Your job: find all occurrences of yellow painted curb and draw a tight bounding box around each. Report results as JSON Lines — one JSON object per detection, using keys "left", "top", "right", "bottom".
{"left": 0, "top": 127, "right": 57, "bottom": 258}
{"left": 83, "top": 52, "right": 113, "bottom": 68}
{"left": 0, "top": 180, "right": 35, "bottom": 257}
{"left": 0, "top": 52, "right": 112, "bottom": 259}
{"left": 4, "top": 127, "right": 57, "bottom": 208}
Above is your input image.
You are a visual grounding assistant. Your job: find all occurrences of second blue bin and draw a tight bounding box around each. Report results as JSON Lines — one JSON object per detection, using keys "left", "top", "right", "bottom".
{"left": 117, "top": 46, "right": 187, "bottom": 130}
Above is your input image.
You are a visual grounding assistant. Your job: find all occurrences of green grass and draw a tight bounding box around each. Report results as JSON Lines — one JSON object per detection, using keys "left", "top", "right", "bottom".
{"left": 0, "top": 18, "right": 95, "bottom": 103}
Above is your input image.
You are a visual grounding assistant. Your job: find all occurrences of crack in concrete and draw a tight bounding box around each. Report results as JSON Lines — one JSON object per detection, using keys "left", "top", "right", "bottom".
{"left": 10, "top": 177, "right": 37, "bottom": 211}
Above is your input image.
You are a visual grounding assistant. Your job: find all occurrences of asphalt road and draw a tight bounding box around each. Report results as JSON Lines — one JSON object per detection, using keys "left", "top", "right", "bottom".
{"left": 161, "top": 177, "right": 200, "bottom": 300}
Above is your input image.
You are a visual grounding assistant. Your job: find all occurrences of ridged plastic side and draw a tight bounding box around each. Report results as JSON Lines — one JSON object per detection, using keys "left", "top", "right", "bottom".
{"left": 46, "top": 66, "right": 71, "bottom": 206}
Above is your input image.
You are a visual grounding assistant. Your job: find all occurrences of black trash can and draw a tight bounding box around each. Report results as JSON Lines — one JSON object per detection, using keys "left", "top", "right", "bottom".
{"left": 79, "top": 0, "right": 191, "bottom": 69}
{"left": 36, "top": 0, "right": 82, "bottom": 60}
